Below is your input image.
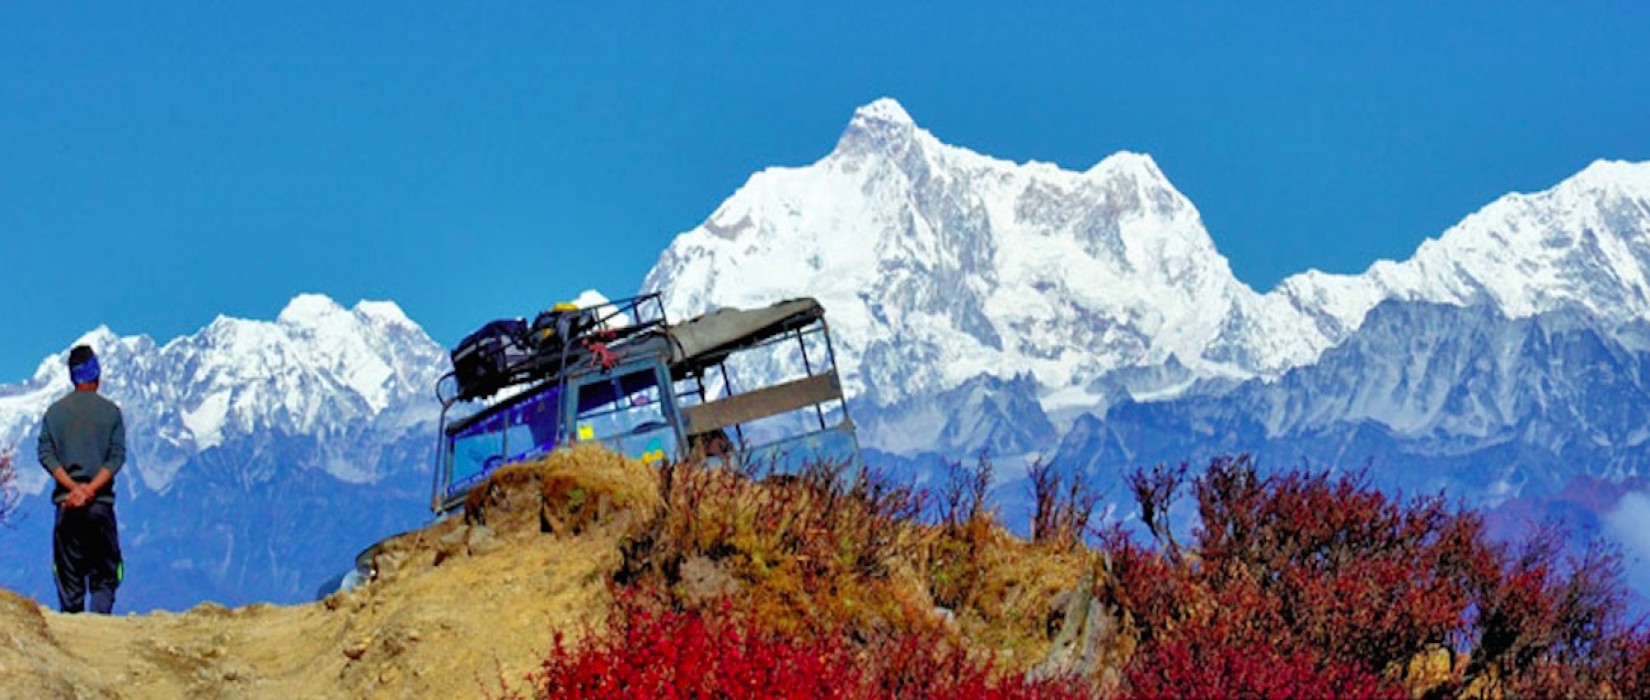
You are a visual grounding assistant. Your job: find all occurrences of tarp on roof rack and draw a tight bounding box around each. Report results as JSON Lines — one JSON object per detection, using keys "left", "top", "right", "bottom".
{"left": 664, "top": 298, "right": 824, "bottom": 370}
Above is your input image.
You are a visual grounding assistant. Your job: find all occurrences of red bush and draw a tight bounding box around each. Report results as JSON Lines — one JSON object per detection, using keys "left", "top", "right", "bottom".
{"left": 509, "top": 592, "right": 1093, "bottom": 700}
{"left": 1192, "top": 458, "right": 1481, "bottom": 671}
{"left": 1111, "top": 455, "right": 1649, "bottom": 698}
{"left": 515, "top": 454, "right": 1650, "bottom": 699}
{"left": 1125, "top": 640, "right": 1404, "bottom": 700}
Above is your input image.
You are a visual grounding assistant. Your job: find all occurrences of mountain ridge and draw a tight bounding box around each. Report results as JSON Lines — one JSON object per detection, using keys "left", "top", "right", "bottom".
{"left": 645, "top": 99, "right": 1340, "bottom": 415}
{"left": 1277, "top": 157, "right": 1650, "bottom": 339}
{"left": 645, "top": 98, "right": 1650, "bottom": 423}
{"left": 0, "top": 294, "right": 444, "bottom": 496}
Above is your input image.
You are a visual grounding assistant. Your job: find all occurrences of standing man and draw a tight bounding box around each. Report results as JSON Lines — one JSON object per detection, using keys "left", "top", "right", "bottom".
{"left": 38, "top": 345, "right": 126, "bottom": 614}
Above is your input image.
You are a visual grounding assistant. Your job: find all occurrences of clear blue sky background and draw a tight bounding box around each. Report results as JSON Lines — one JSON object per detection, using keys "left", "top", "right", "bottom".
{"left": 2, "top": 3, "right": 1646, "bottom": 380}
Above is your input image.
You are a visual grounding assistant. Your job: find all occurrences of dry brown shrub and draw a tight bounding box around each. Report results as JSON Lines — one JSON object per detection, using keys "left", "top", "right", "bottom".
{"left": 614, "top": 456, "right": 948, "bottom": 641}
{"left": 932, "top": 518, "right": 1094, "bottom": 664}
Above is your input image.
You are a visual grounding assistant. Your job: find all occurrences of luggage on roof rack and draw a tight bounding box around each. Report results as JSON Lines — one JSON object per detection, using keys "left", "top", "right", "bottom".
{"left": 530, "top": 304, "right": 599, "bottom": 352}
{"left": 449, "top": 318, "right": 532, "bottom": 401}
{"left": 443, "top": 296, "right": 666, "bottom": 405}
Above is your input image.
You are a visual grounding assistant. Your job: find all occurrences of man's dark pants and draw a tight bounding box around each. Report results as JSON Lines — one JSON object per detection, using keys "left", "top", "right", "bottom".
{"left": 53, "top": 501, "right": 122, "bottom": 614}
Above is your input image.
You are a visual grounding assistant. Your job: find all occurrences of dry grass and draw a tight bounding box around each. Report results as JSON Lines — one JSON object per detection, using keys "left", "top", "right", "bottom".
{"left": 602, "top": 453, "right": 1096, "bottom": 675}
{"left": 946, "top": 525, "right": 1094, "bottom": 664}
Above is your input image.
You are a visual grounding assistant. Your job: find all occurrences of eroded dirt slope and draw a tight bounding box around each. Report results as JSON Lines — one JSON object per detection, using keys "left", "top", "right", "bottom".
{"left": 0, "top": 446, "right": 655, "bottom": 700}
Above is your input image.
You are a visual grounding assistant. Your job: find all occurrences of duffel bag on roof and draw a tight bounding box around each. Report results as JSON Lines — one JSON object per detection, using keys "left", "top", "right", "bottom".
{"left": 451, "top": 318, "right": 531, "bottom": 401}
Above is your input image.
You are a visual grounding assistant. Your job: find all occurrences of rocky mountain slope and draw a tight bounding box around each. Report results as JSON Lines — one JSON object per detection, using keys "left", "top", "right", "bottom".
{"left": 1053, "top": 300, "right": 1650, "bottom": 502}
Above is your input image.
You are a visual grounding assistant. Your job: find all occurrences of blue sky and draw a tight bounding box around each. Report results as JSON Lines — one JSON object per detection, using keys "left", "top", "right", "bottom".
{"left": 2, "top": 3, "right": 1646, "bottom": 380}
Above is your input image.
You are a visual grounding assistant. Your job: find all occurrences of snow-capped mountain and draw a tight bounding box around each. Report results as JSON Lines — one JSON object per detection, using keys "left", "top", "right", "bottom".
{"left": 1278, "top": 159, "right": 1650, "bottom": 338}
{"left": 0, "top": 294, "right": 444, "bottom": 495}
{"left": 0, "top": 295, "right": 446, "bottom": 611}
{"left": 1053, "top": 299, "right": 1650, "bottom": 504}
{"left": 4, "top": 96, "right": 1647, "bottom": 612}
{"left": 642, "top": 98, "right": 1650, "bottom": 462}
{"left": 643, "top": 98, "right": 1338, "bottom": 417}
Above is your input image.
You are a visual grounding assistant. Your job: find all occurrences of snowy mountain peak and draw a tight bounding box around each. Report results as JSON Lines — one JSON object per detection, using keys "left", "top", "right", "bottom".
{"left": 1277, "top": 158, "right": 1650, "bottom": 335}
{"left": 71, "top": 325, "right": 120, "bottom": 352}
{"left": 569, "top": 289, "right": 612, "bottom": 308}
{"left": 834, "top": 98, "right": 933, "bottom": 158}
{"left": 645, "top": 99, "right": 1650, "bottom": 425}
{"left": 1087, "top": 150, "right": 1163, "bottom": 181}
{"left": 1, "top": 294, "right": 448, "bottom": 493}
{"left": 279, "top": 293, "right": 421, "bottom": 333}
{"left": 645, "top": 99, "right": 1336, "bottom": 412}
{"left": 852, "top": 97, "right": 915, "bottom": 127}
{"left": 355, "top": 300, "right": 415, "bottom": 328}
{"left": 278, "top": 293, "right": 348, "bottom": 326}
{"left": 1566, "top": 159, "right": 1650, "bottom": 193}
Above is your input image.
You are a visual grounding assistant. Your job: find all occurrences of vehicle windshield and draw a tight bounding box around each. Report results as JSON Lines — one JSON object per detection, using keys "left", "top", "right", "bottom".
{"left": 572, "top": 366, "right": 675, "bottom": 465}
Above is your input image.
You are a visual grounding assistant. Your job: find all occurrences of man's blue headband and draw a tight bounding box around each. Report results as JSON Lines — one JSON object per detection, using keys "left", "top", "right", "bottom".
{"left": 70, "top": 355, "right": 100, "bottom": 385}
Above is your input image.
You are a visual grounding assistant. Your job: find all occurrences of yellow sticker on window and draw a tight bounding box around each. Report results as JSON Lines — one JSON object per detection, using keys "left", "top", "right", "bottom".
{"left": 577, "top": 424, "right": 594, "bottom": 441}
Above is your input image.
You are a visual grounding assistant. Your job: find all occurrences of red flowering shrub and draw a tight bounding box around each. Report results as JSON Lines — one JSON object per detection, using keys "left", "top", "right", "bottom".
{"left": 1192, "top": 458, "right": 1481, "bottom": 671}
{"left": 505, "top": 591, "right": 1093, "bottom": 700}
{"left": 1111, "top": 454, "right": 1650, "bottom": 698}
{"left": 1126, "top": 640, "right": 1404, "bottom": 700}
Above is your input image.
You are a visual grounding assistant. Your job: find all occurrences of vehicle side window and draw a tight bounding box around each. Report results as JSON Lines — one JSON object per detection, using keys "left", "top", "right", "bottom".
{"left": 500, "top": 385, "right": 562, "bottom": 463}
{"left": 573, "top": 367, "right": 674, "bottom": 463}
{"left": 447, "top": 414, "right": 504, "bottom": 498}
{"left": 443, "top": 384, "right": 563, "bottom": 504}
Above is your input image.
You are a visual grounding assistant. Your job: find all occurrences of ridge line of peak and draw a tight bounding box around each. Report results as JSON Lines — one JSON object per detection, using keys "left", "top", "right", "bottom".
{"left": 353, "top": 300, "right": 414, "bottom": 326}
{"left": 851, "top": 97, "right": 915, "bottom": 126}
{"left": 278, "top": 293, "right": 347, "bottom": 324}
{"left": 1567, "top": 158, "right": 1650, "bottom": 190}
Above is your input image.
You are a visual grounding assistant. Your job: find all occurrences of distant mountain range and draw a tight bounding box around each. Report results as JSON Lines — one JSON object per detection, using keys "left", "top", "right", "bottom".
{"left": 643, "top": 99, "right": 1650, "bottom": 475}
{"left": 3, "top": 99, "right": 1647, "bottom": 611}
{"left": 0, "top": 298, "right": 444, "bottom": 610}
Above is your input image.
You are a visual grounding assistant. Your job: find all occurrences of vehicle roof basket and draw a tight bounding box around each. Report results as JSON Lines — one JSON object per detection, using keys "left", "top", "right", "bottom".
{"left": 436, "top": 293, "right": 670, "bottom": 409}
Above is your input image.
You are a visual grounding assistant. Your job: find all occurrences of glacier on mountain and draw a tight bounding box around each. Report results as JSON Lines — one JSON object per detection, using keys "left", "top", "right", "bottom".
{"left": 642, "top": 98, "right": 1650, "bottom": 463}
{"left": 642, "top": 98, "right": 1346, "bottom": 417}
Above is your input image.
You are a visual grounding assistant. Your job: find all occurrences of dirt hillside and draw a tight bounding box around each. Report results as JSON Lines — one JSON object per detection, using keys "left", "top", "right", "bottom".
{"left": 0, "top": 446, "right": 657, "bottom": 700}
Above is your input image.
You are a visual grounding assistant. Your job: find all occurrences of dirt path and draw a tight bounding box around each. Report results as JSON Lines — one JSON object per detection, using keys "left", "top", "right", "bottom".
{"left": 0, "top": 507, "right": 621, "bottom": 699}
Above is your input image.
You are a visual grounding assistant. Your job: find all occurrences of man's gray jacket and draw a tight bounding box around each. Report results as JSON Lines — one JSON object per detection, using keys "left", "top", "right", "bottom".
{"left": 38, "top": 390, "right": 127, "bottom": 505}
